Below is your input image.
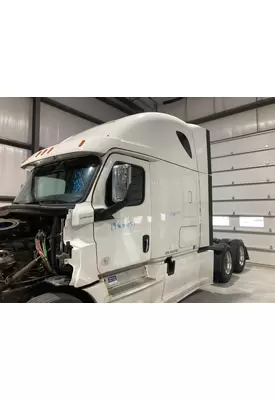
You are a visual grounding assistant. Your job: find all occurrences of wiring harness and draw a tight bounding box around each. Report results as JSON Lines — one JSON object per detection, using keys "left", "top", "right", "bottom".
{"left": 1, "top": 230, "right": 53, "bottom": 290}
{"left": 35, "top": 231, "right": 52, "bottom": 273}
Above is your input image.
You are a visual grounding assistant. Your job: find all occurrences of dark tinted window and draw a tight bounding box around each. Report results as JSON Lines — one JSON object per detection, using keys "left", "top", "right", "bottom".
{"left": 106, "top": 164, "right": 145, "bottom": 207}
{"left": 176, "top": 131, "right": 192, "bottom": 158}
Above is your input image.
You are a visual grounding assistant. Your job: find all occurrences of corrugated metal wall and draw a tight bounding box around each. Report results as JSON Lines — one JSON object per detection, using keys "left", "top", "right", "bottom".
{"left": 0, "top": 97, "right": 32, "bottom": 143}
{"left": 0, "top": 97, "right": 128, "bottom": 208}
{"left": 0, "top": 98, "right": 32, "bottom": 204}
{"left": 0, "top": 145, "right": 29, "bottom": 196}
{"left": 40, "top": 103, "right": 96, "bottom": 148}
{"left": 160, "top": 98, "right": 275, "bottom": 266}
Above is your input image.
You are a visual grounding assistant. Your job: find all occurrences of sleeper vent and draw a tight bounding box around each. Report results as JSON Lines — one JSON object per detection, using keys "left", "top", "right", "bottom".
{"left": 176, "top": 131, "right": 192, "bottom": 159}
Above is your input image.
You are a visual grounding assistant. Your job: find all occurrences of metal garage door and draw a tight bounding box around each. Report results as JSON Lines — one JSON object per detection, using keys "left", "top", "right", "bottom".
{"left": 211, "top": 129, "right": 275, "bottom": 266}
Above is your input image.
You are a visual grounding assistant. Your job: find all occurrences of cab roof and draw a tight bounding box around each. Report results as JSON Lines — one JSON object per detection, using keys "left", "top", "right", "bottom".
{"left": 22, "top": 112, "right": 206, "bottom": 172}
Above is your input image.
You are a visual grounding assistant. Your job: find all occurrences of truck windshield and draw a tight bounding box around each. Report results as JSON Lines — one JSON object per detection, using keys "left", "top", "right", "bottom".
{"left": 14, "top": 155, "right": 100, "bottom": 205}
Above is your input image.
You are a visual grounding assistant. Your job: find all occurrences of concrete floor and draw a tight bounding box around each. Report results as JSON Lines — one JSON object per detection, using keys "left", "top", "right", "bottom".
{"left": 182, "top": 263, "right": 275, "bottom": 303}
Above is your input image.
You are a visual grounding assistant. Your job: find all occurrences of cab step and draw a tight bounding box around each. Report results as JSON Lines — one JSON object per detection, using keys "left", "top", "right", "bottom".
{"left": 108, "top": 276, "right": 155, "bottom": 298}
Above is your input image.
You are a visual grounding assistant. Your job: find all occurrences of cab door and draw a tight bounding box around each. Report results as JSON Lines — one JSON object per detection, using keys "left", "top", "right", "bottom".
{"left": 93, "top": 154, "right": 152, "bottom": 277}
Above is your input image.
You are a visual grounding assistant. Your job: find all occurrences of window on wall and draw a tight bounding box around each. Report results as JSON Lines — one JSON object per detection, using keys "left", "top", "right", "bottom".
{"left": 239, "top": 217, "right": 264, "bottom": 228}
{"left": 106, "top": 164, "right": 145, "bottom": 207}
{"left": 176, "top": 131, "right": 192, "bottom": 158}
{"left": 213, "top": 216, "right": 230, "bottom": 226}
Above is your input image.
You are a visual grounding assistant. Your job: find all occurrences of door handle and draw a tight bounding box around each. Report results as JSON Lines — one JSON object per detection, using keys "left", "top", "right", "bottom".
{"left": 143, "top": 235, "right": 150, "bottom": 253}
{"left": 165, "top": 257, "right": 176, "bottom": 276}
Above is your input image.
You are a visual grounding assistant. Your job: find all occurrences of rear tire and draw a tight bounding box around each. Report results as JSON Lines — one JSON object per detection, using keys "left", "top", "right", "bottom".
{"left": 214, "top": 245, "right": 233, "bottom": 283}
{"left": 230, "top": 240, "right": 246, "bottom": 273}
{"left": 28, "top": 292, "right": 82, "bottom": 303}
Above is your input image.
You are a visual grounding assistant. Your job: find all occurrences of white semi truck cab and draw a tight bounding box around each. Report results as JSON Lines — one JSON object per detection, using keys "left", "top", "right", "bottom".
{"left": 0, "top": 113, "right": 248, "bottom": 302}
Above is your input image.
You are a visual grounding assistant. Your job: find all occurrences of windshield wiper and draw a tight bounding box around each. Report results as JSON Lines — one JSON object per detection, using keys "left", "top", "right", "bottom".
{"left": 14, "top": 200, "right": 71, "bottom": 205}
{"left": 39, "top": 200, "right": 71, "bottom": 204}
{"left": 13, "top": 201, "right": 43, "bottom": 205}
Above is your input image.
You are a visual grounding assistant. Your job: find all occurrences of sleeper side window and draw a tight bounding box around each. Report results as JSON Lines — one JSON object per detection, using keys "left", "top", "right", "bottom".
{"left": 176, "top": 131, "right": 192, "bottom": 158}
{"left": 106, "top": 163, "right": 145, "bottom": 207}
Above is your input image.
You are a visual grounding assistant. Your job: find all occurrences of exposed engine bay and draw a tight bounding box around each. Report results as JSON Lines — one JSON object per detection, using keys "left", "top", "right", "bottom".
{"left": 0, "top": 210, "right": 73, "bottom": 300}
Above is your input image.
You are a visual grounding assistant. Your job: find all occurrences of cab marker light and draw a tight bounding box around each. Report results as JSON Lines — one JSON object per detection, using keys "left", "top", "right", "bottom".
{"left": 35, "top": 150, "right": 42, "bottom": 157}
{"left": 47, "top": 146, "right": 54, "bottom": 154}
{"left": 41, "top": 149, "right": 48, "bottom": 155}
{"left": 79, "top": 139, "right": 86, "bottom": 147}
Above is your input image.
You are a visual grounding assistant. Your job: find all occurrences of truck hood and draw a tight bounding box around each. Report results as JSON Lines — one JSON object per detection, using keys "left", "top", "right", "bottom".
{"left": 0, "top": 203, "right": 75, "bottom": 218}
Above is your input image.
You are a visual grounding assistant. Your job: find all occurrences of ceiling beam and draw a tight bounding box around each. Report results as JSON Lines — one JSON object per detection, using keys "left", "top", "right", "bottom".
{"left": 31, "top": 98, "right": 41, "bottom": 154}
{"left": 41, "top": 98, "right": 104, "bottom": 125}
{"left": 163, "top": 97, "right": 184, "bottom": 105}
{"left": 148, "top": 97, "right": 158, "bottom": 111}
{"left": 115, "top": 97, "right": 144, "bottom": 112}
{"left": 188, "top": 97, "right": 275, "bottom": 125}
{"left": 95, "top": 97, "right": 134, "bottom": 115}
{"left": 0, "top": 137, "right": 31, "bottom": 151}
{"left": 132, "top": 97, "right": 156, "bottom": 111}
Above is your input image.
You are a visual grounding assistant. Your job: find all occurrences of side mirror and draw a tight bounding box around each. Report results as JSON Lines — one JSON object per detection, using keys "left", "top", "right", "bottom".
{"left": 94, "top": 164, "right": 132, "bottom": 222}
{"left": 112, "top": 164, "right": 132, "bottom": 203}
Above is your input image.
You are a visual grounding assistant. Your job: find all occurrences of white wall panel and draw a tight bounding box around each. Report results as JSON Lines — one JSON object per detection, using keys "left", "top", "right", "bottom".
{"left": 0, "top": 145, "right": 29, "bottom": 196}
{"left": 213, "top": 184, "right": 275, "bottom": 200}
{"left": 202, "top": 110, "right": 257, "bottom": 142}
{"left": 40, "top": 103, "right": 96, "bottom": 148}
{"left": 0, "top": 98, "right": 32, "bottom": 143}
{"left": 246, "top": 251, "right": 275, "bottom": 266}
{"left": 158, "top": 99, "right": 187, "bottom": 121}
{"left": 213, "top": 200, "right": 275, "bottom": 216}
{"left": 214, "top": 230, "right": 275, "bottom": 250}
{"left": 50, "top": 98, "right": 126, "bottom": 122}
{"left": 212, "top": 165, "right": 275, "bottom": 186}
{"left": 258, "top": 104, "right": 275, "bottom": 131}
{"left": 211, "top": 131, "right": 275, "bottom": 158}
{"left": 212, "top": 149, "right": 275, "bottom": 172}
{"left": 214, "top": 98, "right": 256, "bottom": 113}
{"left": 186, "top": 98, "right": 214, "bottom": 120}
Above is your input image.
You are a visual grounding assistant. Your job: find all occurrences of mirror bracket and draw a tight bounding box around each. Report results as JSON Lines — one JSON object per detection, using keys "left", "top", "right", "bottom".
{"left": 94, "top": 209, "right": 115, "bottom": 222}
{"left": 94, "top": 197, "right": 130, "bottom": 222}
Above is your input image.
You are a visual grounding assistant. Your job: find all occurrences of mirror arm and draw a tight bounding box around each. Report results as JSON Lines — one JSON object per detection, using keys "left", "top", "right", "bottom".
{"left": 94, "top": 199, "right": 129, "bottom": 222}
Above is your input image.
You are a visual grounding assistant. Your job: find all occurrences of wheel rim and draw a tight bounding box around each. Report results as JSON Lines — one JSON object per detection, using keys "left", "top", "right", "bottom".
{"left": 239, "top": 246, "right": 245, "bottom": 266}
{"left": 224, "top": 251, "right": 232, "bottom": 274}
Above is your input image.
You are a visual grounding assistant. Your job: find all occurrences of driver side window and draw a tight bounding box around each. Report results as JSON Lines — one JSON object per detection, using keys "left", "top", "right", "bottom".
{"left": 105, "top": 163, "right": 145, "bottom": 207}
